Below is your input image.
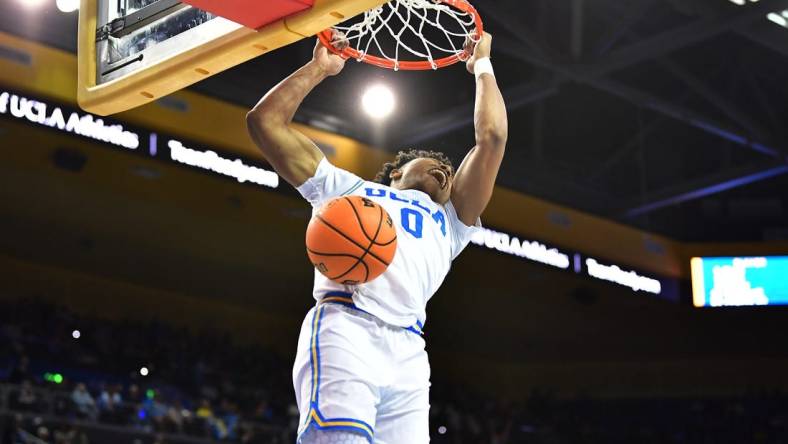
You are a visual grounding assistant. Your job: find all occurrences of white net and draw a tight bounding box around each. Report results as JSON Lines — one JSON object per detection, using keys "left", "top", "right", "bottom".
{"left": 328, "top": 0, "right": 481, "bottom": 70}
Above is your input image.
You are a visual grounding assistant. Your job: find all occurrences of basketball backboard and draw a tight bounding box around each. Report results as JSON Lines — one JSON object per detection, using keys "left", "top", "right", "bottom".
{"left": 77, "top": 0, "right": 387, "bottom": 116}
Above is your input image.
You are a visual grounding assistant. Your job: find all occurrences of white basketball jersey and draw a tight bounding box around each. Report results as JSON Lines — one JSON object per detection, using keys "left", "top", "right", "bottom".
{"left": 297, "top": 157, "right": 481, "bottom": 330}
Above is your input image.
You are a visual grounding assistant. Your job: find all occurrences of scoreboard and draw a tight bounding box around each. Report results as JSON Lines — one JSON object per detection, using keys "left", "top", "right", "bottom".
{"left": 691, "top": 256, "right": 788, "bottom": 307}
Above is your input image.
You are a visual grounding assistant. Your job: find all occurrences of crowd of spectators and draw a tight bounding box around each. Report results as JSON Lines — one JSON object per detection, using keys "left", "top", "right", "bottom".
{"left": 1, "top": 299, "right": 294, "bottom": 443}
{"left": 2, "top": 299, "right": 788, "bottom": 444}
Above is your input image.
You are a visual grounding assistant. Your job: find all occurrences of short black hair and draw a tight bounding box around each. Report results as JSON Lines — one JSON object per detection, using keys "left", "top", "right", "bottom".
{"left": 374, "top": 149, "right": 454, "bottom": 186}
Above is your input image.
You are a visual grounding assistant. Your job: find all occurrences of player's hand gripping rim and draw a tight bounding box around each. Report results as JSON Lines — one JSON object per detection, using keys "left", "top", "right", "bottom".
{"left": 313, "top": 30, "right": 350, "bottom": 77}
{"left": 464, "top": 31, "right": 493, "bottom": 75}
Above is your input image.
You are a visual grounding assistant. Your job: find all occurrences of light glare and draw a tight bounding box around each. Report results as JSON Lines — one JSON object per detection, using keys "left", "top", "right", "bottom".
{"left": 767, "top": 12, "right": 788, "bottom": 27}
{"left": 71, "top": 329, "right": 81, "bottom": 339}
{"left": 16, "top": 0, "right": 48, "bottom": 8}
{"left": 140, "top": 366, "right": 149, "bottom": 376}
{"left": 361, "top": 84, "right": 395, "bottom": 119}
{"left": 56, "top": 0, "right": 80, "bottom": 13}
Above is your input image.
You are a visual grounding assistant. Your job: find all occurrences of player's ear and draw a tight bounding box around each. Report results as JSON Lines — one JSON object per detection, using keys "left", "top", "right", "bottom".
{"left": 389, "top": 168, "right": 402, "bottom": 182}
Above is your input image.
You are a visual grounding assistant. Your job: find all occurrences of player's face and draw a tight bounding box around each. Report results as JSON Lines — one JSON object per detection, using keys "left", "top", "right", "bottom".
{"left": 391, "top": 158, "right": 454, "bottom": 204}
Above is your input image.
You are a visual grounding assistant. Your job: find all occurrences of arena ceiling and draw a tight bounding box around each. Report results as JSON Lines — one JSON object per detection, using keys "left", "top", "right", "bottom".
{"left": 2, "top": 0, "right": 788, "bottom": 242}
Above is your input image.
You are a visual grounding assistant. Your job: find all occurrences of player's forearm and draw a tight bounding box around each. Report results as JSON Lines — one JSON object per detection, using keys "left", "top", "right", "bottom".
{"left": 473, "top": 72, "right": 508, "bottom": 150}
{"left": 247, "top": 61, "right": 328, "bottom": 128}
{"left": 245, "top": 40, "right": 346, "bottom": 187}
{"left": 245, "top": 61, "right": 329, "bottom": 187}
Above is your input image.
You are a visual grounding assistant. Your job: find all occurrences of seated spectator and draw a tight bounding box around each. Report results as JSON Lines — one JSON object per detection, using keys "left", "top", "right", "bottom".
{"left": 14, "top": 380, "right": 39, "bottom": 412}
{"left": 195, "top": 399, "right": 214, "bottom": 421}
{"left": 36, "top": 426, "right": 50, "bottom": 442}
{"left": 127, "top": 384, "right": 142, "bottom": 405}
{"left": 72, "top": 383, "right": 98, "bottom": 420}
{"left": 195, "top": 398, "right": 230, "bottom": 439}
{"left": 220, "top": 399, "right": 240, "bottom": 441}
{"left": 141, "top": 390, "right": 169, "bottom": 431}
{"left": 53, "top": 383, "right": 74, "bottom": 416}
{"left": 252, "top": 399, "right": 274, "bottom": 423}
{"left": 124, "top": 384, "right": 142, "bottom": 425}
{"left": 165, "top": 398, "right": 191, "bottom": 433}
{"left": 98, "top": 384, "right": 123, "bottom": 423}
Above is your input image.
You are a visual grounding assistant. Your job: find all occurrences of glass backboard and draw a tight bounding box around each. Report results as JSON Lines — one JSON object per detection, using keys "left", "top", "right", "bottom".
{"left": 78, "top": 0, "right": 388, "bottom": 115}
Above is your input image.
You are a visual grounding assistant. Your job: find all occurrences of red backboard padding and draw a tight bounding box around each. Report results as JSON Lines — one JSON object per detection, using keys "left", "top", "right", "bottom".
{"left": 181, "top": 0, "right": 315, "bottom": 30}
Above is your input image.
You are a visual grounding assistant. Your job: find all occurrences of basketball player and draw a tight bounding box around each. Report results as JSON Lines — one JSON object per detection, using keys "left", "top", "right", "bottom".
{"left": 246, "top": 32, "right": 507, "bottom": 443}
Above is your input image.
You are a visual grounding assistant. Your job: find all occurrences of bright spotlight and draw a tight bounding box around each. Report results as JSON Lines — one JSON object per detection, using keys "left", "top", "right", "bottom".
{"left": 361, "top": 84, "right": 395, "bottom": 119}
{"left": 438, "top": 426, "right": 447, "bottom": 435}
{"left": 140, "top": 366, "right": 149, "bottom": 376}
{"left": 16, "top": 0, "right": 48, "bottom": 8}
{"left": 768, "top": 12, "right": 788, "bottom": 27}
{"left": 56, "top": 0, "right": 80, "bottom": 13}
{"left": 71, "top": 330, "right": 81, "bottom": 339}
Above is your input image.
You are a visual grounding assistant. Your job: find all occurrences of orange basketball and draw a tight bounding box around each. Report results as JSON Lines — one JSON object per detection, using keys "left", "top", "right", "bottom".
{"left": 306, "top": 196, "right": 397, "bottom": 285}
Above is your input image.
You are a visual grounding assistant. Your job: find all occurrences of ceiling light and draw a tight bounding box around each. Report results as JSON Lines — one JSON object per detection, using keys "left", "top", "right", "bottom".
{"left": 56, "top": 0, "right": 80, "bottom": 13}
{"left": 726, "top": 0, "right": 788, "bottom": 29}
{"left": 361, "top": 84, "right": 396, "bottom": 120}
{"left": 767, "top": 12, "right": 788, "bottom": 27}
{"left": 16, "top": 0, "right": 48, "bottom": 8}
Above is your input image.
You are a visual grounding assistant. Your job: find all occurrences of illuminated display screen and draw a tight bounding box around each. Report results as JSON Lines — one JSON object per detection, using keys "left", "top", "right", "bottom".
{"left": 0, "top": 89, "right": 279, "bottom": 190}
{"left": 471, "top": 227, "right": 678, "bottom": 301}
{"left": 691, "top": 256, "right": 788, "bottom": 307}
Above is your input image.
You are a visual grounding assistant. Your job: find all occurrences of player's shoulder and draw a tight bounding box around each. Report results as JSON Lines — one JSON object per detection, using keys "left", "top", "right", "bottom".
{"left": 318, "top": 157, "right": 359, "bottom": 178}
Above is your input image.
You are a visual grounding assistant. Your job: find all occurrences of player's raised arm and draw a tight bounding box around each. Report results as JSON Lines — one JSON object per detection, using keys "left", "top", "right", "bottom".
{"left": 246, "top": 38, "right": 347, "bottom": 188}
{"left": 450, "top": 32, "right": 508, "bottom": 226}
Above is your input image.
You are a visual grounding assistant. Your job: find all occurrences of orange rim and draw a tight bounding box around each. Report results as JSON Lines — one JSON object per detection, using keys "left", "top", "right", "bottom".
{"left": 318, "top": 0, "right": 484, "bottom": 71}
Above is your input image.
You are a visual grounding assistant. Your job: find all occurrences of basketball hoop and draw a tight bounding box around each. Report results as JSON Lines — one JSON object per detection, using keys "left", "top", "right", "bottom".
{"left": 318, "top": 0, "right": 483, "bottom": 71}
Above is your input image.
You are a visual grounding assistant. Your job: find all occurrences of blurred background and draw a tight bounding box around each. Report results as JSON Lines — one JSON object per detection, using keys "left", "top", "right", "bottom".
{"left": 1, "top": 0, "right": 788, "bottom": 443}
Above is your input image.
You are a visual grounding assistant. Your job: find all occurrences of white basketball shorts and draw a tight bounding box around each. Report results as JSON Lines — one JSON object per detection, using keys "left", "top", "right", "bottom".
{"left": 293, "top": 292, "right": 431, "bottom": 444}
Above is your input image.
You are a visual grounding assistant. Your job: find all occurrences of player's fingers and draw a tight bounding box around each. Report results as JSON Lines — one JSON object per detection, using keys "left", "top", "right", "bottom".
{"left": 474, "top": 32, "right": 490, "bottom": 48}
{"left": 462, "top": 36, "right": 476, "bottom": 60}
{"left": 331, "top": 30, "right": 349, "bottom": 51}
